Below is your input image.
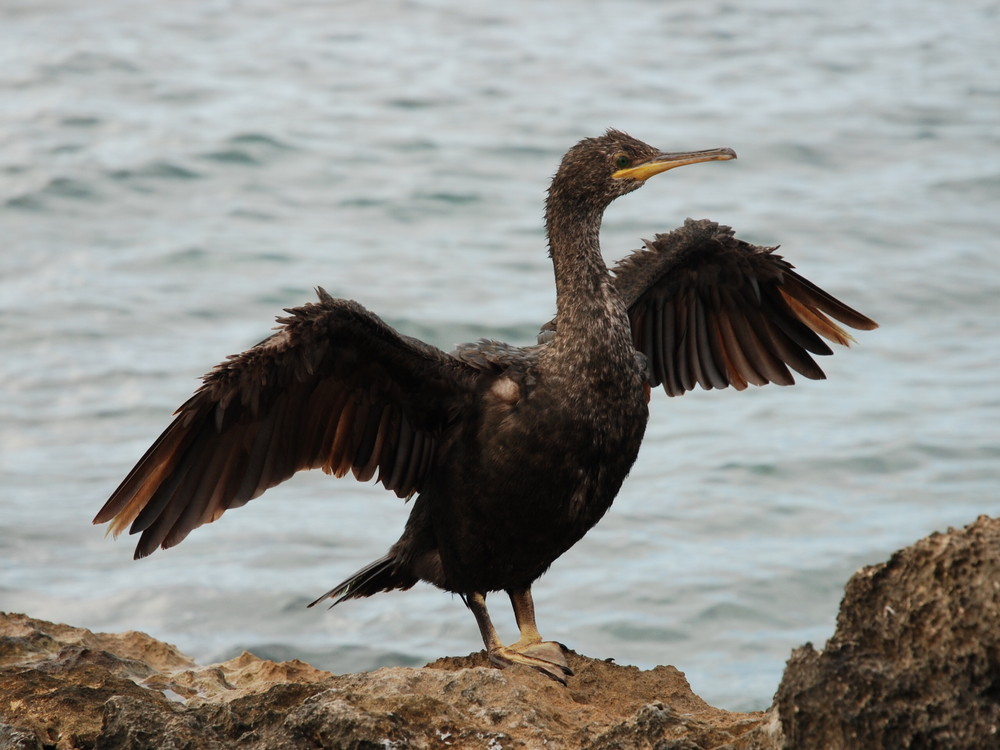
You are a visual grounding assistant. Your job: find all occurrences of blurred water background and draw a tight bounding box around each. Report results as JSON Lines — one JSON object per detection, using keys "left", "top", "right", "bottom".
{"left": 2, "top": 0, "right": 999, "bottom": 711}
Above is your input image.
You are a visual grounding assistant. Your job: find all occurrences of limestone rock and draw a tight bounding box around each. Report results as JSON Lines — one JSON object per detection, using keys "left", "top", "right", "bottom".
{"left": 775, "top": 515, "right": 1000, "bottom": 749}
{"left": 0, "top": 613, "right": 765, "bottom": 750}
{"left": 4, "top": 516, "right": 1000, "bottom": 749}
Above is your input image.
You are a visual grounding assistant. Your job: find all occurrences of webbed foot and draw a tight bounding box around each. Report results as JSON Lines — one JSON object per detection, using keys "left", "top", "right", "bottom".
{"left": 488, "top": 640, "right": 573, "bottom": 684}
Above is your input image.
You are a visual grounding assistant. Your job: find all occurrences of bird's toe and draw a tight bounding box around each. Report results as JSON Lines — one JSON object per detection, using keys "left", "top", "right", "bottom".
{"left": 488, "top": 641, "right": 573, "bottom": 684}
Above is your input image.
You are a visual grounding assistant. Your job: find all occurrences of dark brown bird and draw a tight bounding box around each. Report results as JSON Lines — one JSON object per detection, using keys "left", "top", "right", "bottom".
{"left": 94, "top": 131, "right": 877, "bottom": 683}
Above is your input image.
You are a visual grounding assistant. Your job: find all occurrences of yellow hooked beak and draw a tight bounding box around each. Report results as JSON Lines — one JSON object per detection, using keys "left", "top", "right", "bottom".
{"left": 612, "top": 147, "right": 737, "bottom": 181}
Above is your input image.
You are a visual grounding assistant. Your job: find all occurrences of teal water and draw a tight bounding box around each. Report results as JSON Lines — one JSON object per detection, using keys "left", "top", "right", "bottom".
{"left": 2, "top": 0, "right": 999, "bottom": 711}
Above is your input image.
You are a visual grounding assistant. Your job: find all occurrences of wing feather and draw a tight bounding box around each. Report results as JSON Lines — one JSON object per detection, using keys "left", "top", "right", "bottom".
{"left": 373, "top": 407, "right": 402, "bottom": 489}
{"left": 328, "top": 395, "right": 360, "bottom": 479}
{"left": 696, "top": 296, "right": 728, "bottom": 390}
{"left": 608, "top": 218, "right": 877, "bottom": 397}
{"left": 712, "top": 309, "right": 749, "bottom": 391}
{"left": 352, "top": 403, "right": 386, "bottom": 482}
{"left": 762, "top": 292, "right": 834, "bottom": 356}
{"left": 95, "top": 291, "right": 481, "bottom": 558}
{"left": 732, "top": 295, "right": 795, "bottom": 386}
{"left": 716, "top": 306, "right": 768, "bottom": 387}
{"left": 386, "top": 415, "right": 416, "bottom": 493}
{"left": 781, "top": 271, "right": 878, "bottom": 332}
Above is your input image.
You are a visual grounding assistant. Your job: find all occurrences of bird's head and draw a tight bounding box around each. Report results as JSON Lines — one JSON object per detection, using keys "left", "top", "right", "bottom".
{"left": 547, "top": 129, "right": 737, "bottom": 216}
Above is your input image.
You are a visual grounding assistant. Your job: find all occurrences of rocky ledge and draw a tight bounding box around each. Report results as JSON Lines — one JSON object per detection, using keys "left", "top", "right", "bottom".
{"left": 3, "top": 516, "right": 999, "bottom": 750}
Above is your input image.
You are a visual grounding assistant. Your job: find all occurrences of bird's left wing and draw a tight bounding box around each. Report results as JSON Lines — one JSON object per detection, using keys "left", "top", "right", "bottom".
{"left": 94, "top": 288, "right": 482, "bottom": 558}
{"left": 613, "top": 218, "right": 878, "bottom": 396}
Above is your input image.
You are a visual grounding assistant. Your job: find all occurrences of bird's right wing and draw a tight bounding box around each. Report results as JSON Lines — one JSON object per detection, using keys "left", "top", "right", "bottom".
{"left": 613, "top": 219, "right": 878, "bottom": 396}
{"left": 94, "top": 289, "right": 481, "bottom": 558}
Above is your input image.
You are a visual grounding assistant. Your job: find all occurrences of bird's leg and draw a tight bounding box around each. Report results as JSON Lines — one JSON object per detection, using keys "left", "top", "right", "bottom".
{"left": 508, "top": 587, "right": 543, "bottom": 649}
{"left": 467, "top": 591, "right": 506, "bottom": 654}
{"left": 466, "top": 591, "right": 572, "bottom": 684}
{"left": 508, "top": 587, "right": 572, "bottom": 677}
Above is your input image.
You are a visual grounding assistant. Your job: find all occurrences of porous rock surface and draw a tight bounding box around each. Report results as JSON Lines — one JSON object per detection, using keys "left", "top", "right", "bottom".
{"left": 0, "top": 612, "right": 767, "bottom": 750}
{"left": 775, "top": 514, "right": 1000, "bottom": 748}
{"left": 3, "top": 515, "right": 999, "bottom": 750}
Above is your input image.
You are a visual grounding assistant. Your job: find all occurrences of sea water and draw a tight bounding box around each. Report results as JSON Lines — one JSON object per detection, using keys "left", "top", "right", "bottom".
{"left": 2, "top": 0, "right": 999, "bottom": 711}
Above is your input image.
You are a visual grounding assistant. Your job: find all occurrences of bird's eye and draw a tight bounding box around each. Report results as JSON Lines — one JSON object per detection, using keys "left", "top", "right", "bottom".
{"left": 614, "top": 154, "right": 631, "bottom": 169}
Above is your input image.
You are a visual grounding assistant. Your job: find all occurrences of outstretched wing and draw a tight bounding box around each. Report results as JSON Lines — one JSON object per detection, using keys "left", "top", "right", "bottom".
{"left": 615, "top": 218, "right": 878, "bottom": 396}
{"left": 94, "top": 288, "right": 480, "bottom": 558}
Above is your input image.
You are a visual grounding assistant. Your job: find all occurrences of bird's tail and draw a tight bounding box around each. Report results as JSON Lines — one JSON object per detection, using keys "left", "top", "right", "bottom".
{"left": 308, "top": 554, "right": 416, "bottom": 608}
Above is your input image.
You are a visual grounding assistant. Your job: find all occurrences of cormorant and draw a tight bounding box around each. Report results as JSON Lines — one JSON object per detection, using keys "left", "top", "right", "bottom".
{"left": 94, "top": 131, "right": 877, "bottom": 683}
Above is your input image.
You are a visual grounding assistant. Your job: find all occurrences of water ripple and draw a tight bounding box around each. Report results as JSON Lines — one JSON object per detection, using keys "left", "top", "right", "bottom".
{"left": 2, "top": 0, "right": 998, "bottom": 713}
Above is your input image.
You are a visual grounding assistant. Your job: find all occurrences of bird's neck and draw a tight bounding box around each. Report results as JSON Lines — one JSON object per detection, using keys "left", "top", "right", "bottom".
{"left": 545, "top": 200, "right": 633, "bottom": 370}
{"left": 548, "top": 203, "right": 607, "bottom": 303}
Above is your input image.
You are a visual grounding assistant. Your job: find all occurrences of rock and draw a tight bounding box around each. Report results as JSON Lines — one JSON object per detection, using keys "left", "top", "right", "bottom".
{"left": 0, "top": 613, "right": 765, "bottom": 750}
{"left": 3, "top": 516, "right": 999, "bottom": 749}
{"left": 775, "top": 514, "right": 1000, "bottom": 749}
